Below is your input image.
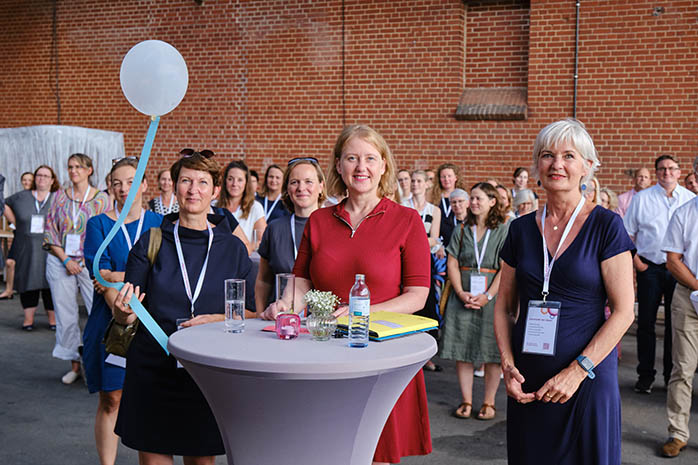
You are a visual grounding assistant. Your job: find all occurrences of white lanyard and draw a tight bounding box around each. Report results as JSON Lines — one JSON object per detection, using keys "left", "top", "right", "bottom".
{"left": 33, "top": 191, "right": 49, "bottom": 213}
{"left": 471, "top": 226, "right": 491, "bottom": 274}
{"left": 541, "top": 196, "right": 585, "bottom": 299}
{"left": 70, "top": 187, "right": 91, "bottom": 231}
{"left": 290, "top": 214, "right": 298, "bottom": 260}
{"left": 160, "top": 193, "right": 175, "bottom": 214}
{"left": 410, "top": 198, "right": 428, "bottom": 223}
{"left": 114, "top": 204, "right": 145, "bottom": 251}
{"left": 264, "top": 195, "right": 281, "bottom": 218}
{"left": 174, "top": 219, "right": 214, "bottom": 317}
{"left": 441, "top": 197, "right": 452, "bottom": 217}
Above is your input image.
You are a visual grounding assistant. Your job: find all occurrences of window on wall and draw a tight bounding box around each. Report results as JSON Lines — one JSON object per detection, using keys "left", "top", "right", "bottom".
{"left": 455, "top": 0, "right": 530, "bottom": 120}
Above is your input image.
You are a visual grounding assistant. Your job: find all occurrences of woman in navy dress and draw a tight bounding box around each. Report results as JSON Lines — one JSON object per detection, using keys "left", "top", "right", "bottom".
{"left": 111, "top": 151, "right": 256, "bottom": 465}
{"left": 494, "top": 119, "right": 635, "bottom": 465}
{"left": 83, "top": 158, "right": 162, "bottom": 465}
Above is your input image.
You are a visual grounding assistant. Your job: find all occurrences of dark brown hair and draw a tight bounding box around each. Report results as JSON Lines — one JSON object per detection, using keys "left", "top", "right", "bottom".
{"left": 218, "top": 160, "right": 255, "bottom": 219}
{"left": 31, "top": 165, "right": 60, "bottom": 192}
{"left": 466, "top": 182, "right": 507, "bottom": 229}
{"left": 170, "top": 152, "right": 221, "bottom": 187}
{"left": 261, "top": 164, "right": 284, "bottom": 196}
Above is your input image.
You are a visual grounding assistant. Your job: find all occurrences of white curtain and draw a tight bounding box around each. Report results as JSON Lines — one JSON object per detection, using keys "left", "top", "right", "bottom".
{"left": 0, "top": 125, "right": 125, "bottom": 197}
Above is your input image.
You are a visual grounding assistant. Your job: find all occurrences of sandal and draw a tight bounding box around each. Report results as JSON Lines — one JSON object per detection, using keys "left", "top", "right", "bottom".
{"left": 452, "top": 402, "right": 472, "bottom": 419}
{"left": 477, "top": 403, "right": 496, "bottom": 421}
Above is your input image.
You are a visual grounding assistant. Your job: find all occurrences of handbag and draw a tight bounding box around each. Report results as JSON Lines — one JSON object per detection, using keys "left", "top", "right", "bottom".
{"left": 439, "top": 223, "right": 466, "bottom": 314}
{"left": 103, "top": 227, "right": 161, "bottom": 357}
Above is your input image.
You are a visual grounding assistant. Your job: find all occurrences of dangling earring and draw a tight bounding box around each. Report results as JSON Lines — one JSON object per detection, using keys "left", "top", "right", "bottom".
{"left": 537, "top": 180, "right": 541, "bottom": 187}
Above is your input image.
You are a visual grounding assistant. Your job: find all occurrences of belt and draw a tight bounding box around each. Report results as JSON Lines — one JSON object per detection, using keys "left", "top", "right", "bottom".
{"left": 460, "top": 266, "right": 498, "bottom": 274}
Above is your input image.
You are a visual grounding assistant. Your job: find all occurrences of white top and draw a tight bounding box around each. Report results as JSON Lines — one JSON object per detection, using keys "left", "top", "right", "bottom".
{"left": 168, "top": 319, "right": 437, "bottom": 379}
{"left": 232, "top": 200, "right": 265, "bottom": 243}
{"left": 623, "top": 183, "right": 695, "bottom": 264}
{"left": 401, "top": 199, "right": 436, "bottom": 235}
{"left": 662, "top": 196, "right": 698, "bottom": 278}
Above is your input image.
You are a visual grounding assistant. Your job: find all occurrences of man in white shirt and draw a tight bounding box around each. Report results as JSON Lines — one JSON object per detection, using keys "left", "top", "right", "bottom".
{"left": 617, "top": 167, "right": 651, "bottom": 218}
{"left": 624, "top": 155, "right": 695, "bottom": 394}
{"left": 659, "top": 156, "right": 698, "bottom": 458}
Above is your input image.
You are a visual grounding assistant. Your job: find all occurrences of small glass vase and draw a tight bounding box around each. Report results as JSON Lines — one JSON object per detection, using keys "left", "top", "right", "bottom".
{"left": 306, "top": 311, "right": 337, "bottom": 341}
{"left": 275, "top": 312, "right": 301, "bottom": 340}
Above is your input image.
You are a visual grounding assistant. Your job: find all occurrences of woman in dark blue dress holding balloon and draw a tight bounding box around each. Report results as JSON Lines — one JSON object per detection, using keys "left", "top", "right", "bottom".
{"left": 494, "top": 119, "right": 635, "bottom": 465}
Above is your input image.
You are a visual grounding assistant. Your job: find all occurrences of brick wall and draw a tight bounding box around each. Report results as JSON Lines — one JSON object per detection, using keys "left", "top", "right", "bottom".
{"left": 1, "top": 0, "right": 696, "bottom": 196}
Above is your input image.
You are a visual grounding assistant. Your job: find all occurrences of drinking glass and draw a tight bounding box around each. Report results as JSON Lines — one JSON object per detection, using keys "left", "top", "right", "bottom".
{"left": 224, "top": 279, "right": 245, "bottom": 333}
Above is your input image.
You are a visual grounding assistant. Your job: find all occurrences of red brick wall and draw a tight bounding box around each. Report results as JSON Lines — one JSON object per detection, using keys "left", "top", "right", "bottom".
{"left": 1, "top": 0, "right": 696, "bottom": 196}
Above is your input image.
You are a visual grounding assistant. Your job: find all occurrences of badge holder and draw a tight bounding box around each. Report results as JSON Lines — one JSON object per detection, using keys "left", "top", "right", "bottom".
{"left": 522, "top": 299, "right": 561, "bottom": 356}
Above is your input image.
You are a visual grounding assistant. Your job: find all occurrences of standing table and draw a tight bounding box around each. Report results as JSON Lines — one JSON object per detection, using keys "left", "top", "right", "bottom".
{"left": 168, "top": 319, "right": 436, "bottom": 465}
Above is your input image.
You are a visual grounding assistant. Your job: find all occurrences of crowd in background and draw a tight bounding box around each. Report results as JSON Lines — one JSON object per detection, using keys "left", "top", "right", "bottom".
{"left": 1, "top": 118, "right": 698, "bottom": 464}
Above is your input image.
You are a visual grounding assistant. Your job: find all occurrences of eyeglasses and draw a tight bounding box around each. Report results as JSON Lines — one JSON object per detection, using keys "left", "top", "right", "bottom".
{"left": 180, "top": 148, "right": 215, "bottom": 159}
{"left": 112, "top": 156, "right": 139, "bottom": 165}
{"left": 287, "top": 157, "right": 319, "bottom": 167}
{"left": 656, "top": 166, "right": 679, "bottom": 173}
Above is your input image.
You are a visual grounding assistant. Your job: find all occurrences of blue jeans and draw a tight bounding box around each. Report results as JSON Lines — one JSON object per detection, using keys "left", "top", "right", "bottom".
{"left": 636, "top": 257, "right": 675, "bottom": 384}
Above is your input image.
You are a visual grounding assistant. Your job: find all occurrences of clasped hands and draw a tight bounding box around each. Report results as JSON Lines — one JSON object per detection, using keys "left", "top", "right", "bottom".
{"left": 457, "top": 289, "right": 488, "bottom": 310}
{"left": 502, "top": 362, "right": 588, "bottom": 405}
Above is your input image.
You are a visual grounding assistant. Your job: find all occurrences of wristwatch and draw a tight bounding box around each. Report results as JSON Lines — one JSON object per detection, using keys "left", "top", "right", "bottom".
{"left": 576, "top": 355, "right": 596, "bottom": 379}
{"left": 485, "top": 292, "right": 493, "bottom": 301}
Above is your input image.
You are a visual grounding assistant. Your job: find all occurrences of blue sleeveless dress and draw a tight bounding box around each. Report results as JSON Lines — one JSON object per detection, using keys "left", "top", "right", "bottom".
{"left": 499, "top": 206, "right": 635, "bottom": 465}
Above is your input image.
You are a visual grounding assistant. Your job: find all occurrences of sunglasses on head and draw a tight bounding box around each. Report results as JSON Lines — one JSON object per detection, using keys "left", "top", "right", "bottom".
{"left": 180, "top": 148, "right": 215, "bottom": 159}
{"left": 287, "top": 156, "right": 319, "bottom": 167}
{"left": 111, "top": 156, "right": 139, "bottom": 165}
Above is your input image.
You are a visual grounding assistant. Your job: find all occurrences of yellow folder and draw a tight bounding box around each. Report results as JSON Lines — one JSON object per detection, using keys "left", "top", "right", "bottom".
{"left": 336, "top": 311, "right": 438, "bottom": 341}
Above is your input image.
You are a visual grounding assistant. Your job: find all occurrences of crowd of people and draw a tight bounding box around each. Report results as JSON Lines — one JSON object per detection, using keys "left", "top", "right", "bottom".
{"left": 1, "top": 118, "right": 697, "bottom": 464}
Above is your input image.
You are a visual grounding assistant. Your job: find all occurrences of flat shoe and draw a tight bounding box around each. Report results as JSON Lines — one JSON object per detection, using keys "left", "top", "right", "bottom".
{"left": 423, "top": 362, "right": 443, "bottom": 372}
{"left": 661, "top": 437, "right": 687, "bottom": 458}
{"left": 477, "top": 403, "right": 496, "bottom": 421}
{"left": 21, "top": 325, "right": 34, "bottom": 331}
{"left": 49, "top": 325, "right": 56, "bottom": 331}
{"left": 61, "top": 370, "right": 80, "bottom": 385}
{"left": 452, "top": 402, "right": 472, "bottom": 419}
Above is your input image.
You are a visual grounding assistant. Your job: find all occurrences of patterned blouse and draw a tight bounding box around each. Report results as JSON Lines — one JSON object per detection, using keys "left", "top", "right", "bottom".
{"left": 148, "top": 195, "right": 180, "bottom": 215}
{"left": 44, "top": 188, "right": 109, "bottom": 258}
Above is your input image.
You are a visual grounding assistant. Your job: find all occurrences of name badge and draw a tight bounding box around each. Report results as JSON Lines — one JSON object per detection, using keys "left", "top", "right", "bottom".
{"left": 65, "top": 233, "right": 82, "bottom": 257}
{"left": 522, "top": 300, "right": 561, "bottom": 356}
{"left": 30, "top": 215, "right": 45, "bottom": 234}
{"left": 469, "top": 274, "right": 487, "bottom": 296}
{"left": 104, "top": 354, "right": 126, "bottom": 368}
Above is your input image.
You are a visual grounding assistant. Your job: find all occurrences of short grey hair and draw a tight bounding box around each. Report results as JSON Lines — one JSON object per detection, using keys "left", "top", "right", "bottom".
{"left": 531, "top": 118, "right": 600, "bottom": 188}
{"left": 513, "top": 188, "right": 536, "bottom": 207}
{"left": 450, "top": 188, "right": 469, "bottom": 201}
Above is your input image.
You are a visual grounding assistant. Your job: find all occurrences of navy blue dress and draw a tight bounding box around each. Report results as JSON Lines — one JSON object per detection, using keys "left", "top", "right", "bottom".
{"left": 499, "top": 206, "right": 634, "bottom": 465}
{"left": 255, "top": 193, "right": 289, "bottom": 224}
{"left": 115, "top": 213, "right": 255, "bottom": 456}
{"left": 83, "top": 211, "right": 163, "bottom": 393}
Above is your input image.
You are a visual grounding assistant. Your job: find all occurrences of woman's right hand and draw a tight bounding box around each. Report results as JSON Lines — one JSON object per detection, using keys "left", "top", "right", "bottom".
{"left": 113, "top": 282, "right": 144, "bottom": 326}
{"left": 502, "top": 364, "right": 536, "bottom": 404}
{"left": 457, "top": 289, "right": 474, "bottom": 305}
{"left": 65, "top": 259, "right": 82, "bottom": 276}
{"left": 260, "top": 300, "right": 289, "bottom": 321}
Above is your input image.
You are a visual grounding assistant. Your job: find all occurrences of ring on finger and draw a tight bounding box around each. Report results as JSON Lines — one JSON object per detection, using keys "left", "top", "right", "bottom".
{"left": 545, "top": 393, "right": 553, "bottom": 399}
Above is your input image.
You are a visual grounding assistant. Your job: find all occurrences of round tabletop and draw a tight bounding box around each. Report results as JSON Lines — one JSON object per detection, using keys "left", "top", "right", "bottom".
{"left": 168, "top": 319, "right": 437, "bottom": 380}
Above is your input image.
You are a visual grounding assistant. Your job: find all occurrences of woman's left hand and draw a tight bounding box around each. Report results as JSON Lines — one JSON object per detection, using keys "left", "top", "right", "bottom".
{"left": 180, "top": 314, "right": 224, "bottom": 327}
{"left": 465, "top": 293, "right": 488, "bottom": 309}
{"left": 435, "top": 246, "right": 446, "bottom": 260}
{"left": 535, "top": 363, "right": 588, "bottom": 404}
{"left": 332, "top": 304, "right": 349, "bottom": 318}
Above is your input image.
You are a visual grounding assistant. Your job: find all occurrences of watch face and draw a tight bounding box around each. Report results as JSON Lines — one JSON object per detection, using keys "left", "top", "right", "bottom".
{"left": 580, "top": 357, "right": 593, "bottom": 370}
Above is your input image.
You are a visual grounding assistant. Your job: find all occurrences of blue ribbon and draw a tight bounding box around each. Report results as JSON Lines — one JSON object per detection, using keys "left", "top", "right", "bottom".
{"left": 93, "top": 116, "right": 170, "bottom": 355}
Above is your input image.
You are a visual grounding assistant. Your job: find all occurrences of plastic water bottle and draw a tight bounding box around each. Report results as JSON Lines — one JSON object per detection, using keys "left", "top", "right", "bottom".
{"left": 348, "top": 274, "right": 370, "bottom": 348}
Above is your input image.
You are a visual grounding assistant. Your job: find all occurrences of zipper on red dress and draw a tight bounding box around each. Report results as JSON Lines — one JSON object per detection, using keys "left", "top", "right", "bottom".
{"left": 333, "top": 210, "right": 385, "bottom": 238}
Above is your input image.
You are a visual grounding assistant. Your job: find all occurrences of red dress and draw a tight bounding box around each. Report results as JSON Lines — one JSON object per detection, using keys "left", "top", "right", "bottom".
{"left": 293, "top": 197, "right": 433, "bottom": 463}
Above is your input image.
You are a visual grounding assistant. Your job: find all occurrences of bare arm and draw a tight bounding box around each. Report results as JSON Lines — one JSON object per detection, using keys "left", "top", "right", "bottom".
{"left": 628, "top": 234, "right": 648, "bottom": 272}
{"left": 260, "top": 276, "right": 312, "bottom": 320}
{"left": 48, "top": 244, "right": 82, "bottom": 275}
{"left": 666, "top": 251, "right": 698, "bottom": 291}
{"left": 232, "top": 225, "right": 252, "bottom": 254}
{"left": 428, "top": 207, "right": 441, "bottom": 247}
{"left": 252, "top": 217, "right": 267, "bottom": 250}
{"left": 535, "top": 251, "right": 635, "bottom": 404}
{"left": 368, "top": 285, "right": 429, "bottom": 314}
{"left": 494, "top": 261, "right": 534, "bottom": 403}
{"left": 254, "top": 258, "right": 274, "bottom": 317}
{"left": 3, "top": 205, "right": 16, "bottom": 225}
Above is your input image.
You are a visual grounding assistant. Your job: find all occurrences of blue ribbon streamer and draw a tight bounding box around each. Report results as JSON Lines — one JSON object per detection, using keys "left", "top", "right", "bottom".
{"left": 93, "top": 116, "right": 170, "bottom": 355}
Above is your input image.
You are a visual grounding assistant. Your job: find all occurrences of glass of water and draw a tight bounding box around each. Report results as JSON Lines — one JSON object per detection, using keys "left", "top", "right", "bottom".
{"left": 224, "top": 279, "right": 245, "bottom": 333}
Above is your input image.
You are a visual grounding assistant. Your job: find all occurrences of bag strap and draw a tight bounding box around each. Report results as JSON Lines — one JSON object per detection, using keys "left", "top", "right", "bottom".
{"left": 146, "top": 227, "right": 162, "bottom": 266}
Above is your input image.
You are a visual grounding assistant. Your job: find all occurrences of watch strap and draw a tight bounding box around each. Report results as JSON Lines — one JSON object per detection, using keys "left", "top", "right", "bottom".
{"left": 576, "top": 355, "right": 596, "bottom": 379}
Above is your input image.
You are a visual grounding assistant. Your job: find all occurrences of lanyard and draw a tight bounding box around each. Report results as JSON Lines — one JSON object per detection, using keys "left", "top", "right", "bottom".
{"left": 264, "top": 194, "right": 281, "bottom": 218}
{"left": 471, "top": 226, "right": 491, "bottom": 274}
{"left": 160, "top": 193, "right": 175, "bottom": 214}
{"left": 409, "top": 198, "right": 428, "bottom": 223}
{"left": 441, "top": 197, "right": 451, "bottom": 218}
{"left": 290, "top": 214, "right": 298, "bottom": 260}
{"left": 541, "top": 196, "right": 585, "bottom": 300}
{"left": 33, "top": 191, "right": 49, "bottom": 213}
{"left": 70, "top": 187, "right": 91, "bottom": 231}
{"left": 114, "top": 204, "right": 145, "bottom": 251}
{"left": 174, "top": 219, "right": 214, "bottom": 317}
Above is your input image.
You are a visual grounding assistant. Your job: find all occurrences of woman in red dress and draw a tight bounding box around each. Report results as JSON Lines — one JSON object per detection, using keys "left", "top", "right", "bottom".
{"left": 262, "top": 124, "right": 432, "bottom": 464}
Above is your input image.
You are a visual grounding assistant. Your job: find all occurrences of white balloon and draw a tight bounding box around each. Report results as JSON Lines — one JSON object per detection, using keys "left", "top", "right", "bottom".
{"left": 120, "top": 40, "right": 188, "bottom": 116}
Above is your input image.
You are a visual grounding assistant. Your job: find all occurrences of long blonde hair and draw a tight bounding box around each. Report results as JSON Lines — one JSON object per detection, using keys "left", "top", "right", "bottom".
{"left": 430, "top": 163, "right": 466, "bottom": 204}
{"left": 326, "top": 124, "right": 396, "bottom": 199}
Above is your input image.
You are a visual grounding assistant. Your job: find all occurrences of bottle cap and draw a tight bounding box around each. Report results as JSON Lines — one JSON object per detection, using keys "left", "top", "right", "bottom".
{"left": 355, "top": 274, "right": 365, "bottom": 280}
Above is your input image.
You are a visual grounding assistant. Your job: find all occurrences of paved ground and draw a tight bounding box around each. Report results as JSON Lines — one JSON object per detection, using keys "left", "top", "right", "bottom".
{"left": 0, "top": 291, "right": 697, "bottom": 464}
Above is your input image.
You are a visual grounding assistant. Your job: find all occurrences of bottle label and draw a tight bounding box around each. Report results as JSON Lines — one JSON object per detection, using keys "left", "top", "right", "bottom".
{"left": 350, "top": 299, "right": 370, "bottom": 317}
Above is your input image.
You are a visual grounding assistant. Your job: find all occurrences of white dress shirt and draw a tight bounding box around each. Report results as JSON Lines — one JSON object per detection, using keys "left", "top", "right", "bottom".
{"left": 623, "top": 183, "right": 695, "bottom": 264}
{"left": 662, "top": 196, "right": 698, "bottom": 278}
